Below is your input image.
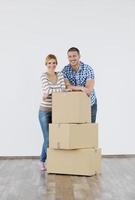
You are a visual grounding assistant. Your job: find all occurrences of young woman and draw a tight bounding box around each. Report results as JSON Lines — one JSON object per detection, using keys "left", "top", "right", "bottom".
{"left": 38, "top": 54, "right": 65, "bottom": 171}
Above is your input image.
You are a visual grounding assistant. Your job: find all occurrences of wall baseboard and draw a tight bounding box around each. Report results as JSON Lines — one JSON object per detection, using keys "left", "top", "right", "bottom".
{"left": 0, "top": 156, "right": 40, "bottom": 160}
{"left": 0, "top": 154, "right": 135, "bottom": 159}
{"left": 103, "top": 154, "right": 135, "bottom": 158}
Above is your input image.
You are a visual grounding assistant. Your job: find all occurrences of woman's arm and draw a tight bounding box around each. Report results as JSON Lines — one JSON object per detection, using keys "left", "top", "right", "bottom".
{"left": 42, "top": 72, "right": 67, "bottom": 101}
{"left": 41, "top": 74, "right": 52, "bottom": 99}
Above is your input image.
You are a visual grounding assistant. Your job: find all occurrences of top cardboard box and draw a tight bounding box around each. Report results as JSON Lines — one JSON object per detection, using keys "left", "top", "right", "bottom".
{"left": 52, "top": 92, "right": 91, "bottom": 123}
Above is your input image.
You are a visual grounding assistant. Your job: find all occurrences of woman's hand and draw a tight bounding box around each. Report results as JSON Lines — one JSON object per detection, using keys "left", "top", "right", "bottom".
{"left": 64, "top": 88, "right": 73, "bottom": 92}
{"left": 42, "top": 93, "right": 49, "bottom": 101}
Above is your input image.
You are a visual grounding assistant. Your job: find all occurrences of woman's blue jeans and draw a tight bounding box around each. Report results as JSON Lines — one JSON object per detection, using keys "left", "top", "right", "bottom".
{"left": 38, "top": 111, "right": 52, "bottom": 162}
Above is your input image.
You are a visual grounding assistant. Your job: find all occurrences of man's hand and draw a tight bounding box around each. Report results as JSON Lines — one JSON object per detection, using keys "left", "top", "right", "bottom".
{"left": 67, "top": 85, "right": 74, "bottom": 91}
{"left": 64, "top": 78, "right": 93, "bottom": 96}
{"left": 81, "top": 87, "right": 91, "bottom": 96}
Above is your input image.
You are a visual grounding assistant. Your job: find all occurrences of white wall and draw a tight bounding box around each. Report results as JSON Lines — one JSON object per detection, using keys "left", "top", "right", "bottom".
{"left": 0, "top": 0, "right": 135, "bottom": 156}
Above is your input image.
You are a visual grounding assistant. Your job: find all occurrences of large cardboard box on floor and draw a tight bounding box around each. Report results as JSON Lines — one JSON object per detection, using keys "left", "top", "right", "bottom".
{"left": 47, "top": 148, "right": 101, "bottom": 176}
{"left": 49, "top": 123, "right": 98, "bottom": 149}
{"left": 52, "top": 92, "right": 91, "bottom": 123}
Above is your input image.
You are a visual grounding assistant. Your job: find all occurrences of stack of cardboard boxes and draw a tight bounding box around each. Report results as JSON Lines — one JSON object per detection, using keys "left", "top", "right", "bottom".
{"left": 47, "top": 92, "right": 101, "bottom": 176}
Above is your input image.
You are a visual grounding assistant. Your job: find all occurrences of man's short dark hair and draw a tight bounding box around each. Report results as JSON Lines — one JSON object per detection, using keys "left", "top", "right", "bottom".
{"left": 67, "top": 47, "right": 80, "bottom": 55}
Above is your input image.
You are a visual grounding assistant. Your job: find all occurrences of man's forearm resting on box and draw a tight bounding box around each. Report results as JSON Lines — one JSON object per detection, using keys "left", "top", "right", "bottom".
{"left": 64, "top": 79, "right": 95, "bottom": 96}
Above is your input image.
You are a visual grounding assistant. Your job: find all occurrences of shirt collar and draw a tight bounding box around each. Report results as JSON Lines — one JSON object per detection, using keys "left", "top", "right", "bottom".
{"left": 69, "top": 61, "right": 84, "bottom": 72}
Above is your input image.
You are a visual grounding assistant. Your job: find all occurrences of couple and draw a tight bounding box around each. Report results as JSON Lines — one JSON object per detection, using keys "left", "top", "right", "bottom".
{"left": 38, "top": 47, "right": 97, "bottom": 171}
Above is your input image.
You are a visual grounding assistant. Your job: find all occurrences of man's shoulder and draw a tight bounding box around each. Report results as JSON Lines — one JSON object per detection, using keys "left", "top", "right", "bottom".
{"left": 64, "top": 63, "right": 71, "bottom": 68}
{"left": 81, "top": 62, "right": 94, "bottom": 72}
{"left": 62, "top": 64, "right": 71, "bottom": 72}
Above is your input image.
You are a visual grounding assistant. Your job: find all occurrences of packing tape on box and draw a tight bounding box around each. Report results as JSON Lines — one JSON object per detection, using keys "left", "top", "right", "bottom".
{"left": 57, "top": 142, "right": 61, "bottom": 149}
{"left": 57, "top": 124, "right": 61, "bottom": 128}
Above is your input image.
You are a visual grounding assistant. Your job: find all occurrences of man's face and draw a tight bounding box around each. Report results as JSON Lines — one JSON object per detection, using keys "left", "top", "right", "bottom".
{"left": 67, "top": 51, "right": 80, "bottom": 67}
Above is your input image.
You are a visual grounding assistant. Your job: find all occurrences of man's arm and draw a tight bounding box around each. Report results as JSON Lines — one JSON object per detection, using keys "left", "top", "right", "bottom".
{"left": 64, "top": 79, "right": 82, "bottom": 91}
{"left": 64, "top": 79, "right": 95, "bottom": 96}
{"left": 83, "top": 65, "right": 95, "bottom": 96}
{"left": 84, "top": 79, "right": 95, "bottom": 96}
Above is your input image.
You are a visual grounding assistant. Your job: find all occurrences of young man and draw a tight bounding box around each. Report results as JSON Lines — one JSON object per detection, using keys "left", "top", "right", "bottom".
{"left": 62, "top": 47, "right": 97, "bottom": 123}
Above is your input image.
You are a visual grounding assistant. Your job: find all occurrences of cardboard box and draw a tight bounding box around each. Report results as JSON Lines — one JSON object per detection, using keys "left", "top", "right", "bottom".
{"left": 49, "top": 123, "right": 98, "bottom": 149}
{"left": 47, "top": 148, "right": 101, "bottom": 176}
{"left": 52, "top": 92, "right": 91, "bottom": 123}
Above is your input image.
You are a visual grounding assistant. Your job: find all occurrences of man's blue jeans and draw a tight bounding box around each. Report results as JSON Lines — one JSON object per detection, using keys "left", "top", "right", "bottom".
{"left": 38, "top": 111, "right": 52, "bottom": 162}
{"left": 91, "top": 99, "right": 97, "bottom": 123}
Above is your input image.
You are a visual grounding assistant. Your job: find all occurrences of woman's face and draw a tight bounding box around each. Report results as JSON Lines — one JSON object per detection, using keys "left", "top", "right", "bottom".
{"left": 46, "top": 59, "right": 57, "bottom": 71}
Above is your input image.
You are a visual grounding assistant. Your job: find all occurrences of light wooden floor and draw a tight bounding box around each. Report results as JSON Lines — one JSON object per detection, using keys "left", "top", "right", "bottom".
{"left": 0, "top": 157, "right": 135, "bottom": 200}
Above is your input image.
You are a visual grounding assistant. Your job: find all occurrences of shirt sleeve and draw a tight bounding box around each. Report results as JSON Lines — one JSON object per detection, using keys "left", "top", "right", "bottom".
{"left": 86, "top": 65, "right": 95, "bottom": 80}
{"left": 59, "top": 72, "right": 66, "bottom": 90}
{"left": 62, "top": 66, "right": 68, "bottom": 80}
{"left": 41, "top": 73, "right": 52, "bottom": 95}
